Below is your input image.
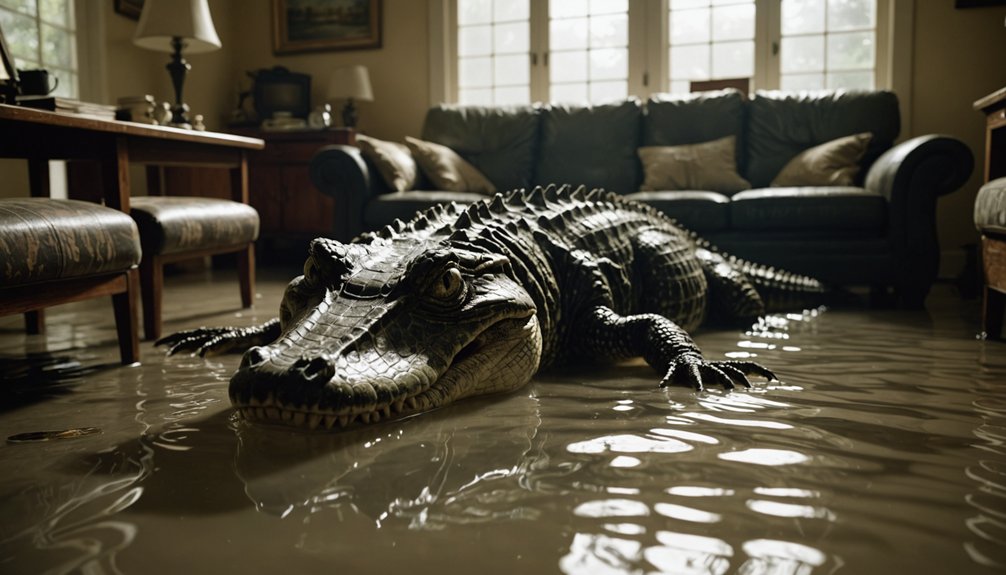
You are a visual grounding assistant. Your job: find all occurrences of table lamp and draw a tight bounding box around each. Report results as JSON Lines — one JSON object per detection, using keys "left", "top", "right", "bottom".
{"left": 327, "top": 65, "right": 373, "bottom": 129}
{"left": 133, "top": 0, "right": 221, "bottom": 129}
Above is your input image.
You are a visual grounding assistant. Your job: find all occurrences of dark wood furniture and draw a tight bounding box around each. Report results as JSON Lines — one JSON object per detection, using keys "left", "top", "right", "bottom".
{"left": 974, "top": 87, "right": 1006, "bottom": 339}
{"left": 0, "top": 104, "right": 265, "bottom": 358}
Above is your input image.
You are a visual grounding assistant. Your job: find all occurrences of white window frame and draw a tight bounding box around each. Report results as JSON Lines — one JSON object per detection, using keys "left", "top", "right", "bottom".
{"left": 430, "top": 0, "right": 911, "bottom": 130}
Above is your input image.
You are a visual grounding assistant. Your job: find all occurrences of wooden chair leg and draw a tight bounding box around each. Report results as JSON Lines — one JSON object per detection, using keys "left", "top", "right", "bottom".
{"left": 140, "top": 254, "right": 164, "bottom": 341}
{"left": 238, "top": 242, "right": 255, "bottom": 309}
{"left": 112, "top": 269, "right": 140, "bottom": 364}
{"left": 24, "top": 309, "right": 45, "bottom": 334}
{"left": 984, "top": 287, "right": 1005, "bottom": 340}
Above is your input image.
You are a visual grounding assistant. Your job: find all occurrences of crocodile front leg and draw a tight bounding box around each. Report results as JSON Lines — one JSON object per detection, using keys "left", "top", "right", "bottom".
{"left": 576, "top": 306, "right": 776, "bottom": 391}
{"left": 155, "top": 318, "right": 282, "bottom": 357}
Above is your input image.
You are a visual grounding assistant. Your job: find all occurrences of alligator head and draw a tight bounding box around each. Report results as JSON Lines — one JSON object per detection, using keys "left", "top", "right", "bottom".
{"left": 230, "top": 237, "right": 542, "bottom": 430}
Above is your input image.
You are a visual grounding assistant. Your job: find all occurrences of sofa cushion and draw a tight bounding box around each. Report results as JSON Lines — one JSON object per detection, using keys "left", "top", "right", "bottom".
{"left": 364, "top": 190, "right": 490, "bottom": 229}
{"left": 771, "top": 132, "right": 873, "bottom": 187}
{"left": 624, "top": 190, "right": 730, "bottom": 233}
{"left": 534, "top": 99, "right": 642, "bottom": 193}
{"left": 355, "top": 134, "right": 418, "bottom": 192}
{"left": 746, "top": 90, "right": 900, "bottom": 188}
{"left": 405, "top": 137, "right": 497, "bottom": 195}
{"left": 420, "top": 104, "right": 539, "bottom": 192}
{"left": 730, "top": 187, "right": 887, "bottom": 232}
{"left": 644, "top": 88, "right": 747, "bottom": 173}
{"left": 638, "top": 136, "right": 750, "bottom": 194}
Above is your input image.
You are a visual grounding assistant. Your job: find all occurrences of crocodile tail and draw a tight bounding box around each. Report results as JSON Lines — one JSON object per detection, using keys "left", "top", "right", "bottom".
{"left": 733, "top": 258, "right": 826, "bottom": 312}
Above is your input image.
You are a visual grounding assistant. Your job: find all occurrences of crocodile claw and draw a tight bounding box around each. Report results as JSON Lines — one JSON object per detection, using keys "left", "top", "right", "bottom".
{"left": 155, "top": 319, "right": 282, "bottom": 357}
{"left": 660, "top": 357, "right": 777, "bottom": 391}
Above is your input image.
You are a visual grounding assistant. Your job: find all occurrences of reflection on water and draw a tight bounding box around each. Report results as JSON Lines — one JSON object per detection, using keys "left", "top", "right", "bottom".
{"left": 0, "top": 288, "right": 1005, "bottom": 574}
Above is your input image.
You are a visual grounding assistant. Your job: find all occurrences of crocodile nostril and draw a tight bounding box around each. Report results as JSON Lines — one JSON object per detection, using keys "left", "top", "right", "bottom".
{"left": 291, "top": 356, "right": 335, "bottom": 382}
{"left": 241, "top": 346, "right": 270, "bottom": 369}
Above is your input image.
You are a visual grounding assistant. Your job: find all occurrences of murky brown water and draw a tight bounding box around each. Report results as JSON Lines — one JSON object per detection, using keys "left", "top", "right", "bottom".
{"left": 1, "top": 270, "right": 1004, "bottom": 574}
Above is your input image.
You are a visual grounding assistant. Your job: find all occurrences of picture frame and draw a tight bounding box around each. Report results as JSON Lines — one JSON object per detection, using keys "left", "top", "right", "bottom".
{"left": 272, "top": 0, "right": 382, "bottom": 55}
{"left": 114, "top": 0, "right": 144, "bottom": 20}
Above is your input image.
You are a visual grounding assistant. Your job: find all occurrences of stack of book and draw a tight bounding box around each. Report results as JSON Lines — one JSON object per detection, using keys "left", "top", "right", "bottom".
{"left": 18, "top": 96, "right": 117, "bottom": 120}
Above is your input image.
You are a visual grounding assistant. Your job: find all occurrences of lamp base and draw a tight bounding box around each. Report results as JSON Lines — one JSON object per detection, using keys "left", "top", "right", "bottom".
{"left": 341, "top": 98, "right": 358, "bottom": 129}
{"left": 166, "top": 37, "right": 193, "bottom": 129}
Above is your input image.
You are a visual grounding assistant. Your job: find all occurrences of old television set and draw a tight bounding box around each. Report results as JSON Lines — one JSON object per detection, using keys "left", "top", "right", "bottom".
{"left": 251, "top": 66, "right": 311, "bottom": 121}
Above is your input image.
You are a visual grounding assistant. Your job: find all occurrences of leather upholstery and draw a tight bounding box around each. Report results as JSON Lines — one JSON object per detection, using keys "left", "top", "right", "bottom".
{"left": 730, "top": 187, "right": 887, "bottom": 232}
{"left": 624, "top": 191, "right": 730, "bottom": 233}
{"left": 975, "top": 177, "right": 1006, "bottom": 237}
{"left": 130, "top": 196, "right": 259, "bottom": 256}
{"left": 0, "top": 198, "right": 141, "bottom": 287}
{"left": 421, "top": 105, "right": 540, "bottom": 192}
{"left": 644, "top": 89, "right": 747, "bottom": 174}
{"left": 533, "top": 99, "right": 642, "bottom": 193}
{"left": 364, "top": 190, "right": 490, "bottom": 229}
{"left": 746, "top": 90, "right": 900, "bottom": 188}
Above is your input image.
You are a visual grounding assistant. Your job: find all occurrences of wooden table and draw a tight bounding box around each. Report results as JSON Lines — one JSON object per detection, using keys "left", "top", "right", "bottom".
{"left": 0, "top": 104, "right": 264, "bottom": 210}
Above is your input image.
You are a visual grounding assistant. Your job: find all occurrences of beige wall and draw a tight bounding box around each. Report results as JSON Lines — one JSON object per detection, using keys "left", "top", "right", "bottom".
{"left": 910, "top": 2, "right": 1006, "bottom": 266}
{"left": 6, "top": 0, "right": 1006, "bottom": 271}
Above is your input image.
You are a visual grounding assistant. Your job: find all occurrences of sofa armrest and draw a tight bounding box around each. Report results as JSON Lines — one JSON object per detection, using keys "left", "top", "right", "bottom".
{"left": 309, "top": 144, "right": 378, "bottom": 240}
{"left": 864, "top": 134, "right": 974, "bottom": 306}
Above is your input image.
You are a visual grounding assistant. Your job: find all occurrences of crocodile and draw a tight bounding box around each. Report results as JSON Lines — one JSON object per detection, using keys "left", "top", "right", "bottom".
{"left": 157, "top": 185, "right": 824, "bottom": 431}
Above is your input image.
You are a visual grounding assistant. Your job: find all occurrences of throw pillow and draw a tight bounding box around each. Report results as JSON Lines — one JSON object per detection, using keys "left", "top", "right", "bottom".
{"left": 637, "top": 136, "right": 750, "bottom": 194}
{"left": 405, "top": 136, "right": 497, "bottom": 195}
{"left": 355, "top": 134, "right": 418, "bottom": 192}
{"left": 771, "top": 132, "right": 874, "bottom": 187}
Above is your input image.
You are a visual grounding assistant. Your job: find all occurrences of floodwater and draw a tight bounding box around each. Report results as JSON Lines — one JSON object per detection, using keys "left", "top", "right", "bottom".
{"left": 0, "top": 270, "right": 1004, "bottom": 574}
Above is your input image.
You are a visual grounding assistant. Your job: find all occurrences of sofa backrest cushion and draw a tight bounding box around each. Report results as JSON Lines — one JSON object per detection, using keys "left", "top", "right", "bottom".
{"left": 745, "top": 90, "right": 900, "bottom": 189}
{"left": 533, "top": 99, "right": 642, "bottom": 193}
{"left": 644, "top": 89, "right": 747, "bottom": 174}
{"left": 421, "top": 104, "right": 540, "bottom": 192}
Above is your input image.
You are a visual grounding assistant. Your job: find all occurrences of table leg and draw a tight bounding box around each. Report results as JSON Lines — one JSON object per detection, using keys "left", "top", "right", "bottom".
{"left": 101, "top": 137, "right": 131, "bottom": 212}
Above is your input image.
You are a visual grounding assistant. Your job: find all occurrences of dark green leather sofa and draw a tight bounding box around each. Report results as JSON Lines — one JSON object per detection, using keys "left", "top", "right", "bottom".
{"left": 309, "top": 89, "right": 973, "bottom": 307}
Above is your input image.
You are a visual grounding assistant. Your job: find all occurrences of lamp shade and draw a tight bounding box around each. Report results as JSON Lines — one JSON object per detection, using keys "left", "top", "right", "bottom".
{"left": 327, "top": 65, "right": 374, "bottom": 102}
{"left": 134, "top": 0, "right": 222, "bottom": 54}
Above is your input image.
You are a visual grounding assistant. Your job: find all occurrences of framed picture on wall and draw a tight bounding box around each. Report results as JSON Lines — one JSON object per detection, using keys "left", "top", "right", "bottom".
{"left": 272, "top": 0, "right": 382, "bottom": 54}
{"left": 114, "top": 0, "right": 144, "bottom": 20}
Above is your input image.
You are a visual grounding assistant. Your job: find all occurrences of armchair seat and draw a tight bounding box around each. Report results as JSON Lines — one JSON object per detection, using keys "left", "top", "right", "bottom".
{"left": 975, "top": 177, "right": 1006, "bottom": 339}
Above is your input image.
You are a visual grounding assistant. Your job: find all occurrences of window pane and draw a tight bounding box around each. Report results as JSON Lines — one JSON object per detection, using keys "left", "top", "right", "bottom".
{"left": 670, "top": 0, "right": 708, "bottom": 9}
{"left": 495, "top": 85, "right": 529, "bottom": 104}
{"left": 459, "top": 25, "right": 492, "bottom": 56}
{"left": 781, "top": 0, "right": 825, "bottom": 35}
{"left": 39, "top": 0, "right": 70, "bottom": 27}
{"left": 459, "top": 87, "right": 493, "bottom": 105}
{"left": 590, "top": 47, "right": 626, "bottom": 80}
{"left": 827, "top": 31, "right": 873, "bottom": 71}
{"left": 590, "top": 0, "right": 628, "bottom": 15}
{"left": 589, "top": 13, "right": 627, "bottom": 48}
{"left": 670, "top": 79, "right": 690, "bottom": 93}
{"left": 669, "top": 44, "right": 710, "bottom": 81}
{"left": 712, "top": 40, "right": 753, "bottom": 78}
{"left": 827, "top": 0, "right": 875, "bottom": 31}
{"left": 495, "top": 21, "right": 528, "bottom": 54}
{"left": 458, "top": 0, "right": 491, "bottom": 25}
{"left": 551, "top": 0, "right": 589, "bottom": 19}
{"left": 590, "top": 80, "right": 626, "bottom": 102}
{"left": 0, "top": 0, "right": 36, "bottom": 13}
{"left": 1, "top": 10, "right": 40, "bottom": 64}
{"left": 41, "top": 23, "right": 73, "bottom": 68}
{"left": 494, "top": 0, "right": 528, "bottom": 22}
{"left": 780, "top": 35, "right": 823, "bottom": 73}
{"left": 827, "top": 70, "right": 873, "bottom": 90}
{"left": 551, "top": 82, "right": 589, "bottom": 103}
{"left": 494, "top": 53, "right": 528, "bottom": 85}
{"left": 551, "top": 16, "right": 589, "bottom": 50}
{"left": 781, "top": 72, "right": 824, "bottom": 91}
{"left": 670, "top": 8, "right": 710, "bottom": 44}
{"left": 712, "top": 3, "right": 753, "bottom": 41}
{"left": 551, "top": 50, "right": 588, "bottom": 83}
{"left": 459, "top": 56, "right": 492, "bottom": 87}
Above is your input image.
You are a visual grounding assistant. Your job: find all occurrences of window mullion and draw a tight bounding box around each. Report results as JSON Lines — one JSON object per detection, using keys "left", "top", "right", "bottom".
{"left": 531, "top": 0, "right": 549, "bottom": 103}
{"left": 755, "top": 0, "right": 780, "bottom": 91}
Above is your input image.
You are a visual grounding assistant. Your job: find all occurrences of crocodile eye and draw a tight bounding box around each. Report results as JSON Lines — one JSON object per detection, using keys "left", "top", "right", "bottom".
{"left": 431, "top": 266, "right": 465, "bottom": 300}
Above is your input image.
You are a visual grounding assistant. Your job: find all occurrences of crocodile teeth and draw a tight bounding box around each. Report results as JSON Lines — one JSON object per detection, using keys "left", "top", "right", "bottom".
{"left": 308, "top": 414, "right": 323, "bottom": 430}
{"left": 359, "top": 412, "right": 371, "bottom": 424}
{"left": 382, "top": 406, "right": 391, "bottom": 418}
{"left": 293, "top": 412, "right": 306, "bottom": 426}
{"left": 406, "top": 397, "right": 418, "bottom": 410}
{"left": 255, "top": 408, "right": 267, "bottom": 420}
{"left": 281, "top": 409, "right": 294, "bottom": 422}
{"left": 339, "top": 415, "right": 351, "bottom": 427}
{"left": 324, "top": 415, "right": 337, "bottom": 429}
{"left": 394, "top": 400, "right": 405, "bottom": 413}
{"left": 265, "top": 408, "right": 280, "bottom": 420}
